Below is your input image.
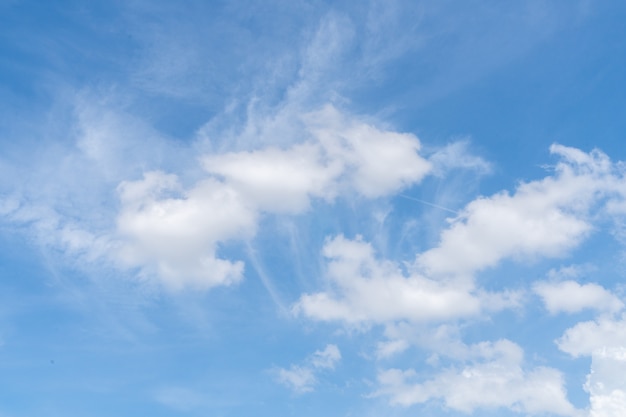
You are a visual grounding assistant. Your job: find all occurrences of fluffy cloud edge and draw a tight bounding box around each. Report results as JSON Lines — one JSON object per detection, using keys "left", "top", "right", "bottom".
{"left": 533, "top": 280, "right": 624, "bottom": 315}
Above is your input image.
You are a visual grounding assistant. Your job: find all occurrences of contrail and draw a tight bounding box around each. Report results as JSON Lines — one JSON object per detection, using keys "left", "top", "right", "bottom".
{"left": 398, "top": 194, "right": 459, "bottom": 215}
{"left": 245, "top": 243, "right": 290, "bottom": 316}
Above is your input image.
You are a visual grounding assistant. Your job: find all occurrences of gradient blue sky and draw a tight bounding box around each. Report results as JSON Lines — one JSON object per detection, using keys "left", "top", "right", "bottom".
{"left": 2, "top": 1, "right": 626, "bottom": 416}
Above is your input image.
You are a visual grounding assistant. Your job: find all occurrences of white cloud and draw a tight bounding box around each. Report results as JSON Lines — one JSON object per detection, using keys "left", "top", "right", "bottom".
{"left": 275, "top": 365, "right": 317, "bottom": 394}
{"left": 114, "top": 143, "right": 626, "bottom": 292}
{"left": 310, "top": 344, "right": 342, "bottom": 370}
{"left": 557, "top": 315, "right": 626, "bottom": 358}
{"left": 0, "top": 91, "right": 185, "bottom": 276}
{"left": 202, "top": 142, "right": 341, "bottom": 214}
{"left": 293, "top": 234, "right": 523, "bottom": 324}
{"left": 305, "top": 105, "right": 432, "bottom": 198}
{"left": 381, "top": 322, "right": 471, "bottom": 362}
{"left": 114, "top": 105, "right": 432, "bottom": 290}
{"left": 202, "top": 102, "right": 432, "bottom": 214}
{"left": 274, "top": 344, "right": 341, "bottom": 393}
{"left": 293, "top": 235, "right": 485, "bottom": 324}
{"left": 417, "top": 144, "right": 610, "bottom": 279}
{"left": 557, "top": 319, "right": 626, "bottom": 415}
{"left": 1, "top": 99, "right": 434, "bottom": 292}
{"left": 374, "top": 339, "right": 580, "bottom": 416}
{"left": 115, "top": 172, "right": 255, "bottom": 290}
{"left": 534, "top": 280, "right": 624, "bottom": 315}
{"left": 586, "top": 348, "right": 626, "bottom": 417}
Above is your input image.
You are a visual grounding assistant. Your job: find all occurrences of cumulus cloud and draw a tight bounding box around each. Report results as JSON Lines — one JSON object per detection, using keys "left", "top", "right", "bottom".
{"left": 274, "top": 344, "right": 341, "bottom": 393}
{"left": 556, "top": 317, "right": 626, "bottom": 414}
{"left": 292, "top": 235, "right": 485, "bottom": 323}
{"left": 557, "top": 315, "right": 626, "bottom": 358}
{"left": 374, "top": 339, "right": 580, "bottom": 416}
{"left": 292, "top": 234, "right": 523, "bottom": 324}
{"left": 417, "top": 144, "right": 611, "bottom": 279}
{"left": 202, "top": 104, "right": 432, "bottom": 212}
{"left": 533, "top": 280, "right": 624, "bottom": 315}
{"left": 304, "top": 105, "right": 432, "bottom": 198}
{"left": 202, "top": 142, "right": 341, "bottom": 214}
{"left": 115, "top": 172, "right": 256, "bottom": 290}
{"left": 114, "top": 105, "right": 432, "bottom": 290}
{"left": 101, "top": 143, "right": 626, "bottom": 292}
{"left": 586, "top": 348, "right": 626, "bottom": 417}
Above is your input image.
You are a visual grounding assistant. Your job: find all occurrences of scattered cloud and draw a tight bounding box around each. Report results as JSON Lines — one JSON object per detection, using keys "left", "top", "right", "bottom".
{"left": 294, "top": 145, "right": 623, "bottom": 325}
{"left": 310, "top": 344, "right": 342, "bottom": 370}
{"left": 292, "top": 234, "right": 484, "bottom": 324}
{"left": 275, "top": 366, "right": 317, "bottom": 394}
{"left": 114, "top": 104, "right": 432, "bottom": 290}
{"left": 373, "top": 339, "right": 580, "bottom": 416}
{"left": 557, "top": 314, "right": 626, "bottom": 358}
{"left": 274, "top": 344, "right": 341, "bottom": 393}
{"left": 534, "top": 280, "right": 624, "bottom": 315}
{"left": 586, "top": 348, "right": 626, "bottom": 417}
{"left": 116, "top": 172, "right": 255, "bottom": 290}
{"left": 417, "top": 145, "right": 612, "bottom": 279}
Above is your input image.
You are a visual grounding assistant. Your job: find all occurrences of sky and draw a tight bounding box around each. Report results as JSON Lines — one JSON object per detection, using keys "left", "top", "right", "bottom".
{"left": 1, "top": 1, "right": 626, "bottom": 416}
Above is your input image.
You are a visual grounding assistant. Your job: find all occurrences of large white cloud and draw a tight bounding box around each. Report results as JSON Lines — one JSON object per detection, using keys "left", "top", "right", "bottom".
{"left": 114, "top": 105, "right": 432, "bottom": 290}
{"left": 557, "top": 315, "right": 626, "bottom": 358}
{"left": 292, "top": 234, "right": 480, "bottom": 323}
{"left": 305, "top": 105, "right": 432, "bottom": 198}
{"left": 557, "top": 317, "right": 626, "bottom": 416}
{"left": 373, "top": 339, "right": 580, "bottom": 416}
{"left": 292, "top": 234, "right": 517, "bottom": 323}
{"left": 293, "top": 146, "right": 621, "bottom": 325}
{"left": 586, "top": 348, "right": 626, "bottom": 417}
{"left": 417, "top": 145, "right": 611, "bottom": 279}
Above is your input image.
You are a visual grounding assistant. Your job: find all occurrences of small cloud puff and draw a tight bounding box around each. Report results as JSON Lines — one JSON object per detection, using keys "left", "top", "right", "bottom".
{"left": 273, "top": 344, "right": 341, "bottom": 393}
{"left": 533, "top": 280, "right": 624, "bottom": 315}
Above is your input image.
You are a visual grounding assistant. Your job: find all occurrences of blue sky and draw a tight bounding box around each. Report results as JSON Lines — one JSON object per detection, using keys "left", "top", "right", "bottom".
{"left": 2, "top": 1, "right": 626, "bottom": 416}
